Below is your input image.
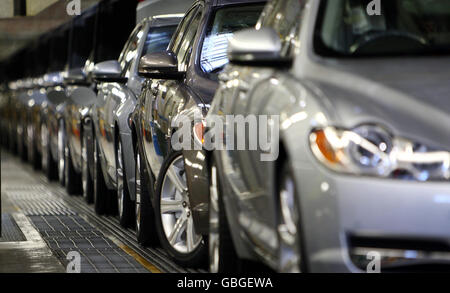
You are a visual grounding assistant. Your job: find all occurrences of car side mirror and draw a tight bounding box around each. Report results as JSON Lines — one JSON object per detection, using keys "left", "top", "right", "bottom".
{"left": 92, "top": 60, "right": 127, "bottom": 83}
{"left": 63, "top": 68, "right": 87, "bottom": 85}
{"left": 228, "top": 28, "right": 292, "bottom": 67}
{"left": 138, "top": 51, "right": 186, "bottom": 80}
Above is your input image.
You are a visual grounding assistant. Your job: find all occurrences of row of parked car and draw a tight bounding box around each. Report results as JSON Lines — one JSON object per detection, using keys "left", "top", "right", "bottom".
{"left": 2, "top": 0, "right": 450, "bottom": 273}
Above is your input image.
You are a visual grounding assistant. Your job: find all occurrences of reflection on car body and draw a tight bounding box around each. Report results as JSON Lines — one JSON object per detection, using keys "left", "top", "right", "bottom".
{"left": 133, "top": 0, "right": 266, "bottom": 267}
{"left": 206, "top": 0, "right": 450, "bottom": 273}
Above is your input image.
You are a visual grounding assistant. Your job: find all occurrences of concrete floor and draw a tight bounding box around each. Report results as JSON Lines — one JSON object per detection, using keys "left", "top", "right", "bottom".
{"left": 0, "top": 191, "right": 65, "bottom": 273}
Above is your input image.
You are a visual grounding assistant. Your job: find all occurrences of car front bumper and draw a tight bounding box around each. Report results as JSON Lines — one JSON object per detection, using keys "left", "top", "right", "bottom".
{"left": 296, "top": 163, "right": 450, "bottom": 273}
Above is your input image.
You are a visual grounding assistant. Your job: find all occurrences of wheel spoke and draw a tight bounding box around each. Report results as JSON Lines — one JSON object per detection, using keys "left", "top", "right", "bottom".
{"left": 186, "top": 217, "right": 195, "bottom": 252}
{"left": 168, "top": 216, "right": 187, "bottom": 245}
{"left": 209, "top": 166, "right": 219, "bottom": 233}
{"left": 161, "top": 198, "right": 183, "bottom": 214}
{"left": 166, "top": 165, "right": 187, "bottom": 193}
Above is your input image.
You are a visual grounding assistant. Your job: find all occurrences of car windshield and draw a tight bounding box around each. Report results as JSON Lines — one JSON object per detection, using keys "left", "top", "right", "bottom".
{"left": 315, "top": 0, "right": 450, "bottom": 57}
{"left": 143, "top": 25, "right": 178, "bottom": 55}
{"left": 200, "top": 4, "right": 265, "bottom": 74}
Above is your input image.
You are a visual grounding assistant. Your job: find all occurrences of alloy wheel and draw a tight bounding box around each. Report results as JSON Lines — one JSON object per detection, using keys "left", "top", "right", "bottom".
{"left": 160, "top": 155, "right": 201, "bottom": 254}
{"left": 135, "top": 151, "right": 142, "bottom": 233}
{"left": 41, "top": 123, "right": 48, "bottom": 171}
{"left": 57, "top": 121, "right": 65, "bottom": 183}
{"left": 209, "top": 165, "right": 220, "bottom": 273}
{"left": 117, "top": 140, "right": 125, "bottom": 219}
{"left": 278, "top": 170, "right": 301, "bottom": 273}
{"left": 81, "top": 133, "right": 89, "bottom": 199}
{"left": 93, "top": 140, "right": 98, "bottom": 202}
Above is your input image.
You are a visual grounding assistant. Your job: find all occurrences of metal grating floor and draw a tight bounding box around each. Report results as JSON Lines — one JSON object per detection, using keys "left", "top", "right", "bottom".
{"left": 0, "top": 214, "right": 27, "bottom": 242}
{"left": 2, "top": 154, "right": 150, "bottom": 273}
{"left": 1, "top": 151, "right": 199, "bottom": 273}
{"left": 29, "top": 215, "right": 149, "bottom": 273}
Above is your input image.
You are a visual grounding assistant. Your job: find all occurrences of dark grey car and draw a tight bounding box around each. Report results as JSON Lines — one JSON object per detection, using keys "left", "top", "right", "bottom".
{"left": 133, "top": 0, "right": 266, "bottom": 266}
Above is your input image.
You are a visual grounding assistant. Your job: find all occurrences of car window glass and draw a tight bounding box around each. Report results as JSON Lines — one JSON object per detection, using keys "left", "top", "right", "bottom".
{"left": 200, "top": 4, "right": 265, "bottom": 73}
{"left": 315, "top": 0, "right": 450, "bottom": 57}
{"left": 119, "top": 26, "right": 144, "bottom": 77}
{"left": 260, "top": 0, "right": 303, "bottom": 57}
{"left": 175, "top": 11, "right": 202, "bottom": 72}
{"left": 142, "top": 25, "right": 178, "bottom": 56}
{"left": 171, "top": 7, "right": 200, "bottom": 55}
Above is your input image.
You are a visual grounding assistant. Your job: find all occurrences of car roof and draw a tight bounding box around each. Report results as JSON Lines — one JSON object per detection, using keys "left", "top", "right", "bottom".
{"left": 143, "top": 14, "right": 184, "bottom": 27}
{"left": 212, "top": 0, "right": 266, "bottom": 7}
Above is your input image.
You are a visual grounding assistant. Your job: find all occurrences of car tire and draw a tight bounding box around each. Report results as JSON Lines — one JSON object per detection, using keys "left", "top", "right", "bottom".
{"left": 82, "top": 130, "right": 94, "bottom": 204}
{"left": 116, "top": 137, "right": 134, "bottom": 227}
{"left": 93, "top": 139, "right": 109, "bottom": 215}
{"left": 41, "top": 123, "right": 57, "bottom": 181}
{"left": 154, "top": 150, "right": 206, "bottom": 267}
{"left": 135, "top": 144, "right": 159, "bottom": 246}
{"left": 19, "top": 126, "right": 27, "bottom": 162}
{"left": 64, "top": 135, "right": 81, "bottom": 195}
{"left": 209, "top": 158, "right": 242, "bottom": 273}
{"left": 276, "top": 161, "right": 306, "bottom": 273}
{"left": 31, "top": 136, "right": 41, "bottom": 170}
{"left": 9, "top": 131, "right": 17, "bottom": 155}
{"left": 58, "top": 120, "right": 65, "bottom": 186}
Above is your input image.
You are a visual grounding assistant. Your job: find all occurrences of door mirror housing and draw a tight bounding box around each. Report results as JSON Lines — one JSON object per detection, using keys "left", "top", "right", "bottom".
{"left": 92, "top": 60, "right": 128, "bottom": 83}
{"left": 228, "top": 28, "right": 292, "bottom": 67}
{"left": 63, "top": 68, "right": 87, "bottom": 85}
{"left": 138, "top": 51, "right": 185, "bottom": 80}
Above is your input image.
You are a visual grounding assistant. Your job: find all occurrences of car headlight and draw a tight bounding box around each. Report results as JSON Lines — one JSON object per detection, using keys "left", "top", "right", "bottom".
{"left": 309, "top": 125, "right": 450, "bottom": 181}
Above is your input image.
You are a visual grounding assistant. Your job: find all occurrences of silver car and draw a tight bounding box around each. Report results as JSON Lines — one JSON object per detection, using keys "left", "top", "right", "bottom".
{"left": 89, "top": 15, "right": 182, "bottom": 224}
{"left": 206, "top": 0, "right": 450, "bottom": 272}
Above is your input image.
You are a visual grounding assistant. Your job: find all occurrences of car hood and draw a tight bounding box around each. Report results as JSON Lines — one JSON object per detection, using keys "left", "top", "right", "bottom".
{"left": 303, "top": 56, "right": 450, "bottom": 150}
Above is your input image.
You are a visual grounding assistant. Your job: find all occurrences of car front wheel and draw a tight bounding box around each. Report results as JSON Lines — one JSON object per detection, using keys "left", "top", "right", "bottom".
{"left": 41, "top": 123, "right": 57, "bottom": 180}
{"left": 93, "top": 139, "right": 109, "bottom": 215}
{"left": 57, "top": 120, "right": 65, "bottom": 186}
{"left": 135, "top": 144, "right": 158, "bottom": 246}
{"left": 208, "top": 158, "right": 242, "bottom": 273}
{"left": 277, "top": 161, "right": 305, "bottom": 273}
{"left": 82, "top": 130, "right": 94, "bottom": 203}
{"left": 155, "top": 151, "right": 206, "bottom": 267}
{"left": 65, "top": 134, "right": 81, "bottom": 195}
{"left": 116, "top": 138, "right": 133, "bottom": 227}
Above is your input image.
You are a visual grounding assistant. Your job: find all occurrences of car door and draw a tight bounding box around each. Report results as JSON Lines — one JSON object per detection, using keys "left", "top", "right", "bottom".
{"left": 142, "top": 5, "right": 203, "bottom": 179}
{"left": 221, "top": 0, "right": 303, "bottom": 253}
{"left": 96, "top": 24, "right": 145, "bottom": 183}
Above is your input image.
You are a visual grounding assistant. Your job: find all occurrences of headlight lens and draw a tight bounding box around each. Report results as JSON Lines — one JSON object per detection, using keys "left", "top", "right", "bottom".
{"left": 310, "top": 125, "right": 450, "bottom": 181}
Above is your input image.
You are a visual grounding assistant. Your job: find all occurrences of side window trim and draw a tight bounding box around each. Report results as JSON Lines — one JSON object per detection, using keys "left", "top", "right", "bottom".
{"left": 118, "top": 24, "right": 143, "bottom": 65}
{"left": 121, "top": 24, "right": 146, "bottom": 77}
{"left": 130, "top": 24, "right": 151, "bottom": 78}
{"left": 176, "top": 10, "right": 202, "bottom": 71}
{"left": 169, "top": 5, "right": 201, "bottom": 54}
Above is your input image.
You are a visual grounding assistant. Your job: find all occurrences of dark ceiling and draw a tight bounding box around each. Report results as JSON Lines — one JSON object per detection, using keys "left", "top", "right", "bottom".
{"left": 0, "top": 0, "right": 100, "bottom": 62}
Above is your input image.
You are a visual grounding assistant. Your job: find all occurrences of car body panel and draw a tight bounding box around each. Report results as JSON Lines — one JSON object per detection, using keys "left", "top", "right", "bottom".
{"left": 134, "top": 0, "right": 266, "bottom": 235}
{"left": 207, "top": 0, "right": 450, "bottom": 272}
{"left": 93, "top": 16, "right": 183, "bottom": 198}
{"left": 44, "top": 84, "right": 68, "bottom": 162}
